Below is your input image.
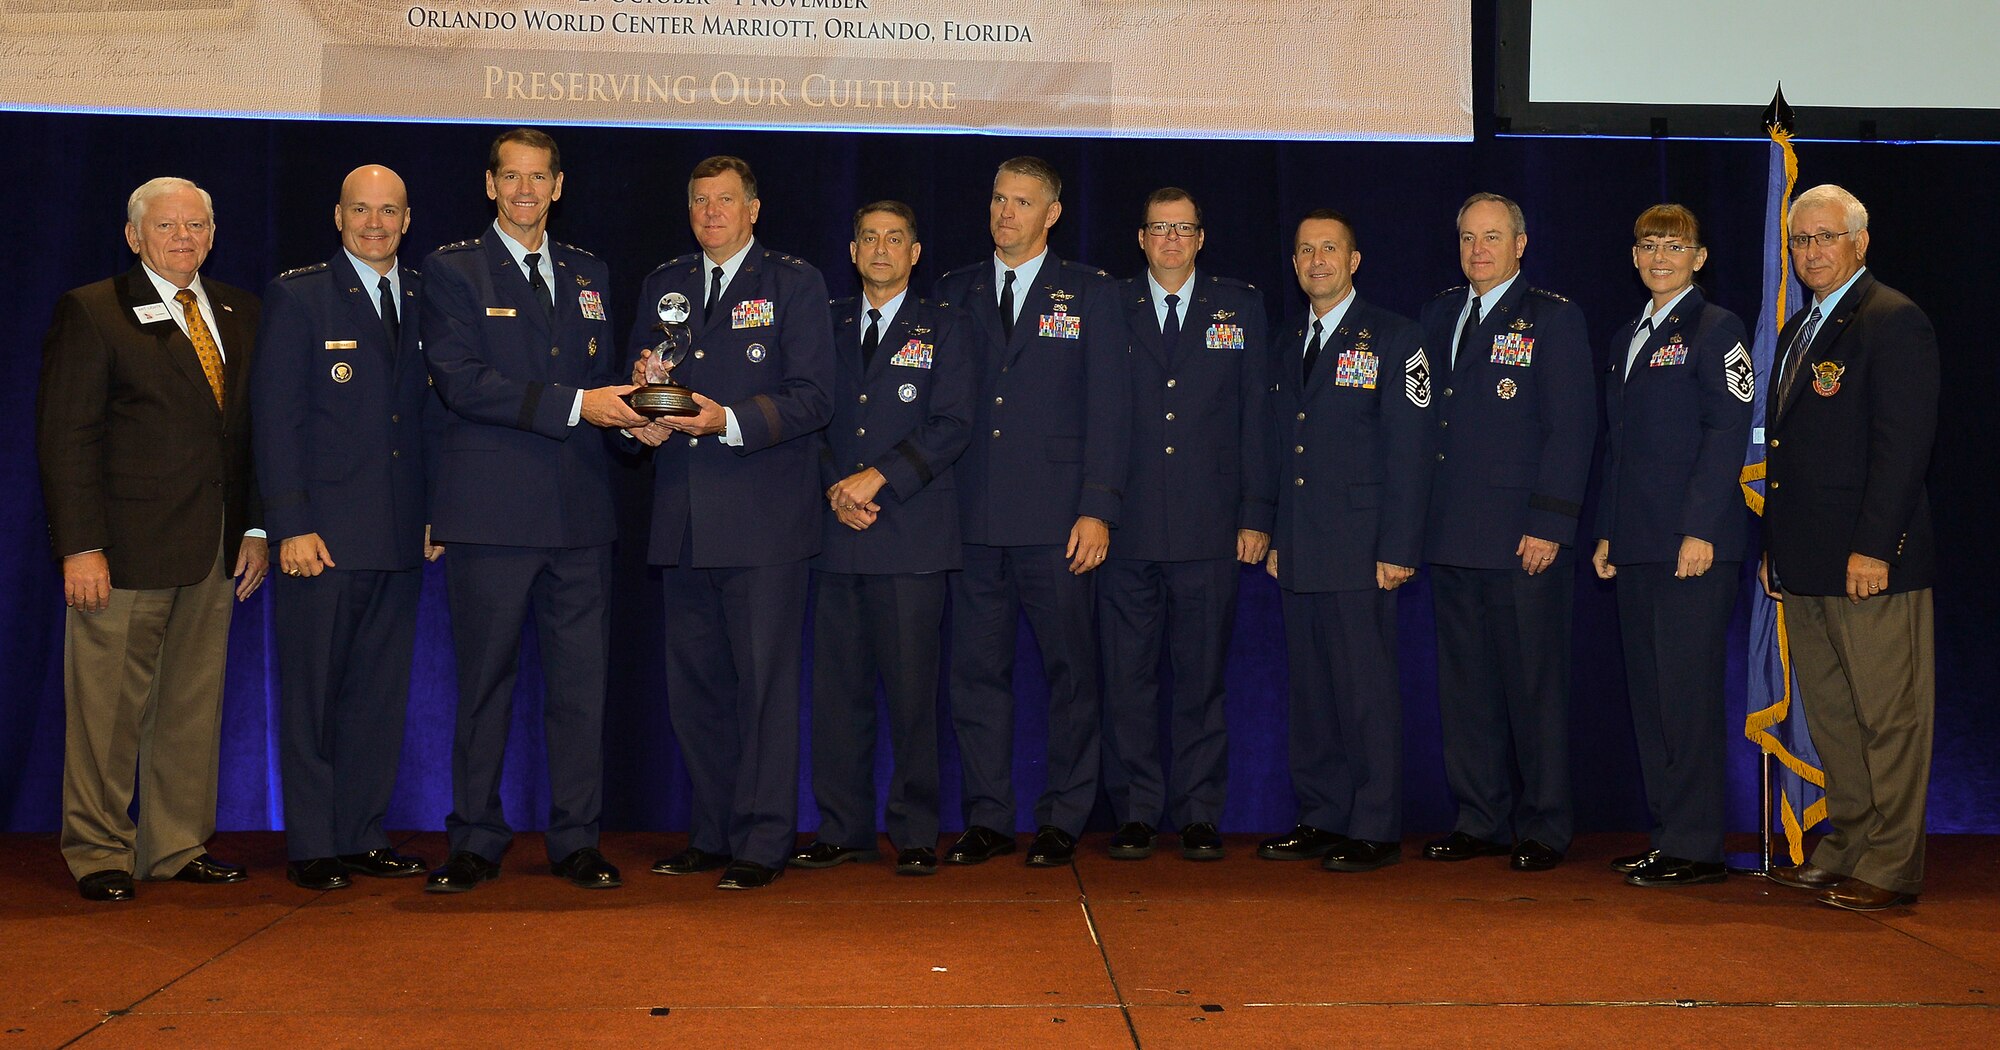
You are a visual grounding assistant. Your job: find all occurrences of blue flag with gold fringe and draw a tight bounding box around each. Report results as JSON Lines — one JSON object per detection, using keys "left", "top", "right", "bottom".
{"left": 1739, "top": 91, "right": 1827, "bottom": 864}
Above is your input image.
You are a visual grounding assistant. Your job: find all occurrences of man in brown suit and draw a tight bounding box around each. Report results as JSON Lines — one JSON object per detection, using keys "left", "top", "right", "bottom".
{"left": 36, "top": 177, "right": 269, "bottom": 901}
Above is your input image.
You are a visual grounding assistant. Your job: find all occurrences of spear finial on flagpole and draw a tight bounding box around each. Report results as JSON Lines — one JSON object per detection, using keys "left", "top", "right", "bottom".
{"left": 1763, "top": 84, "right": 1794, "bottom": 136}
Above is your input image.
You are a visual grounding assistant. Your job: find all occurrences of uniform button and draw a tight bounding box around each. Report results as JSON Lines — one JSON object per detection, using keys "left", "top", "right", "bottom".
{"left": 994, "top": 396, "right": 1004, "bottom": 405}
{"left": 992, "top": 429, "right": 1001, "bottom": 438}
{"left": 858, "top": 394, "right": 868, "bottom": 404}
{"left": 1769, "top": 438, "right": 1780, "bottom": 449}
{"left": 391, "top": 450, "right": 401, "bottom": 458}
{"left": 1444, "top": 387, "right": 1454, "bottom": 397}
{"left": 550, "top": 347, "right": 559, "bottom": 356}
{"left": 855, "top": 428, "right": 866, "bottom": 437}
{"left": 694, "top": 350, "right": 705, "bottom": 359}
{"left": 688, "top": 438, "right": 699, "bottom": 448}
{"left": 391, "top": 414, "right": 401, "bottom": 423}
{"left": 1295, "top": 477, "right": 1305, "bottom": 486}
{"left": 1294, "top": 445, "right": 1304, "bottom": 454}
{"left": 1770, "top": 480, "right": 1780, "bottom": 489}
{"left": 1164, "top": 412, "right": 1175, "bottom": 421}
{"left": 1436, "top": 452, "right": 1446, "bottom": 461}
{"left": 1165, "top": 446, "right": 1175, "bottom": 455}
{"left": 1166, "top": 379, "right": 1177, "bottom": 388}
{"left": 1296, "top": 412, "right": 1306, "bottom": 421}
{"left": 1440, "top": 420, "right": 1449, "bottom": 428}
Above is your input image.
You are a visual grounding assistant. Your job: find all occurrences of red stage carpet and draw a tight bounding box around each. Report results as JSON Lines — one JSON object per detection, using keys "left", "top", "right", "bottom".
{"left": 4, "top": 832, "right": 1996, "bottom": 1048}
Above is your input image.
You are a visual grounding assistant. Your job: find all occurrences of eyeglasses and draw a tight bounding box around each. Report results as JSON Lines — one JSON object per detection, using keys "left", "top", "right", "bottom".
{"left": 1788, "top": 230, "right": 1855, "bottom": 250}
{"left": 1143, "top": 221, "right": 1202, "bottom": 238}
{"left": 1634, "top": 241, "right": 1700, "bottom": 256}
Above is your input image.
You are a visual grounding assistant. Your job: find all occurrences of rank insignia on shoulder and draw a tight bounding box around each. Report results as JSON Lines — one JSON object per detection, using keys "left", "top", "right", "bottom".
{"left": 277, "top": 262, "right": 327, "bottom": 280}
{"left": 1811, "top": 360, "right": 1845, "bottom": 397}
{"left": 1724, "top": 343, "right": 1754, "bottom": 403}
{"left": 1405, "top": 349, "right": 1432, "bottom": 407}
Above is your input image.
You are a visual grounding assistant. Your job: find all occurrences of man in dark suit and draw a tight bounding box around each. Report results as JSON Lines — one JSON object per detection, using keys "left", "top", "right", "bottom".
{"left": 37, "top": 176, "right": 269, "bottom": 901}
{"left": 420, "top": 128, "right": 645, "bottom": 893}
{"left": 1761, "top": 184, "right": 1939, "bottom": 912}
{"left": 1590, "top": 204, "right": 1753, "bottom": 888}
{"left": 1259, "top": 209, "right": 1433, "bottom": 873}
{"left": 1417, "top": 193, "right": 1594, "bottom": 872}
{"left": 933, "top": 156, "right": 1131, "bottom": 868}
{"left": 251, "top": 164, "right": 442, "bottom": 891}
{"left": 1099, "top": 188, "right": 1271, "bottom": 862}
{"left": 789, "top": 200, "right": 975, "bottom": 878}
{"left": 630, "top": 156, "right": 833, "bottom": 891}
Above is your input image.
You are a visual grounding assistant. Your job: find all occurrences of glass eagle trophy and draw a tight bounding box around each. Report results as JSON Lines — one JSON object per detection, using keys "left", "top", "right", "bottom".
{"left": 630, "top": 291, "right": 698, "bottom": 417}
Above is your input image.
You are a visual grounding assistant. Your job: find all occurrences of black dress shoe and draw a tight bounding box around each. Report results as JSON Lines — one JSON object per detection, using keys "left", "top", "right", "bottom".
{"left": 1322, "top": 839, "right": 1402, "bottom": 873}
{"left": 652, "top": 847, "right": 732, "bottom": 876}
{"left": 1768, "top": 862, "right": 1846, "bottom": 890}
{"left": 1257, "top": 824, "right": 1345, "bottom": 861}
{"left": 1422, "top": 831, "right": 1512, "bottom": 862}
{"left": 551, "top": 847, "right": 621, "bottom": 889}
{"left": 1510, "top": 839, "right": 1565, "bottom": 871}
{"left": 171, "top": 853, "right": 248, "bottom": 884}
{"left": 1625, "top": 856, "right": 1727, "bottom": 887}
{"left": 1180, "top": 822, "right": 1224, "bottom": 861}
{"left": 944, "top": 825, "right": 1016, "bottom": 865}
{"left": 716, "top": 860, "right": 782, "bottom": 890}
{"left": 895, "top": 847, "right": 938, "bottom": 876}
{"left": 424, "top": 851, "right": 501, "bottom": 893}
{"left": 77, "top": 870, "right": 135, "bottom": 902}
{"left": 1026, "top": 826, "right": 1077, "bottom": 867}
{"left": 337, "top": 849, "right": 428, "bottom": 878}
{"left": 1108, "top": 822, "right": 1156, "bottom": 860}
{"left": 789, "top": 841, "right": 882, "bottom": 869}
{"left": 1609, "top": 849, "right": 1660, "bottom": 874}
{"left": 287, "top": 858, "right": 352, "bottom": 891}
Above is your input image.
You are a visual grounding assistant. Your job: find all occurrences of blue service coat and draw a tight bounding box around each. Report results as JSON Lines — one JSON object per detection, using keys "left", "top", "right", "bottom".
{"left": 1117, "top": 271, "right": 1275, "bottom": 562}
{"left": 933, "top": 254, "right": 1131, "bottom": 546}
{"left": 421, "top": 234, "right": 620, "bottom": 549}
{"left": 1270, "top": 296, "right": 1435, "bottom": 592}
{"left": 251, "top": 251, "right": 436, "bottom": 570}
{"left": 632, "top": 241, "right": 834, "bottom": 568}
{"left": 815, "top": 295, "right": 977, "bottom": 575}
{"left": 1419, "top": 278, "right": 1595, "bottom": 568}
{"left": 1596, "top": 287, "right": 1754, "bottom": 565}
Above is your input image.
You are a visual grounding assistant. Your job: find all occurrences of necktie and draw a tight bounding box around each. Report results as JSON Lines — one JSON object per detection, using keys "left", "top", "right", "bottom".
{"left": 861, "top": 308, "right": 882, "bottom": 369}
{"left": 999, "top": 269, "right": 1017, "bottom": 341}
{"left": 1776, "top": 305, "right": 1823, "bottom": 413}
{"left": 705, "top": 265, "right": 725, "bottom": 322}
{"left": 173, "top": 288, "right": 225, "bottom": 409}
{"left": 1162, "top": 293, "right": 1181, "bottom": 345}
{"left": 1302, "top": 319, "right": 1325, "bottom": 385}
{"left": 378, "top": 275, "right": 399, "bottom": 348}
{"left": 524, "top": 253, "right": 553, "bottom": 316}
{"left": 1453, "top": 295, "right": 1482, "bottom": 370}
{"left": 1623, "top": 318, "right": 1652, "bottom": 379}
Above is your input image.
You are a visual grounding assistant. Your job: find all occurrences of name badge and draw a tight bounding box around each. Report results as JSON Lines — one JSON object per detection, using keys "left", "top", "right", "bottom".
{"left": 889, "top": 339, "right": 934, "bottom": 369}
{"left": 1490, "top": 332, "right": 1534, "bottom": 366}
{"left": 1206, "top": 324, "right": 1245, "bottom": 350}
{"left": 578, "top": 289, "right": 605, "bottom": 321}
{"left": 486, "top": 307, "right": 517, "bottom": 317}
{"left": 1038, "top": 307, "right": 1081, "bottom": 340}
{"left": 134, "top": 303, "right": 173, "bottom": 325}
{"left": 1648, "top": 342, "right": 1689, "bottom": 367}
{"left": 732, "top": 299, "right": 775, "bottom": 329}
{"left": 1334, "top": 349, "right": 1380, "bottom": 389}
{"left": 324, "top": 340, "right": 358, "bottom": 350}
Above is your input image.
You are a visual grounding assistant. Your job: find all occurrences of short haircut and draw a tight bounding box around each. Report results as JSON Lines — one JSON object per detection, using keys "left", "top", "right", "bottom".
{"left": 488, "top": 128, "right": 562, "bottom": 176}
{"left": 853, "top": 199, "right": 919, "bottom": 242}
{"left": 690, "top": 155, "right": 759, "bottom": 201}
{"left": 1791, "top": 183, "right": 1869, "bottom": 233}
{"left": 1296, "top": 207, "right": 1360, "bottom": 252}
{"left": 127, "top": 177, "right": 214, "bottom": 228}
{"left": 995, "top": 156, "right": 1061, "bottom": 201}
{"left": 1142, "top": 187, "right": 1202, "bottom": 227}
{"left": 1633, "top": 203, "right": 1702, "bottom": 245}
{"left": 1457, "top": 192, "right": 1527, "bottom": 237}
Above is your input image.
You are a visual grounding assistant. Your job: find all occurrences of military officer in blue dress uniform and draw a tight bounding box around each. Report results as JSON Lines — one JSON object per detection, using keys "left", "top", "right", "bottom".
{"left": 630, "top": 156, "right": 834, "bottom": 891}
{"left": 788, "top": 201, "right": 976, "bottom": 878}
{"left": 1258, "top": 209, "right": 1434, "bottom": 873}
{"left": 251, "top": 164, "right": 441, "bottom": 891}
{"left": 1591, "top": 204, "right": 1753, "bottom": 888}
{"left": 932, "top": 157, "right": 1132, "bottom": 868}
{"left": 1417, "top": 193, "right": 1595, "bottom": 872}
{"left": 420, "top": 129, "right": 645, "bottom": 893}
{"left": 1099, "top": 188, "right": 1272, "bottom": 862}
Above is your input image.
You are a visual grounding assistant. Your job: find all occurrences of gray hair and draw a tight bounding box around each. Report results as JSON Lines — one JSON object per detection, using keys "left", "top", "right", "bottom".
{"left": 1791, "top": 183, "right": 1868, "bottom": 233}
{"left": 126, "top": 177, "right": 214, "bottom": 228}
{"left": 1456, "top": 192, "right": 1526, "bottom": 238}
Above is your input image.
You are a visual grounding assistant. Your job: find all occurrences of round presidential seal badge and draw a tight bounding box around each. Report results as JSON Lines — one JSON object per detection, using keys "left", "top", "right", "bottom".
{"left": 1496, "top": 377, "right": 1518, "bottom": 400}
{"left": 331, "top": 362, "right": 354, "bottom": 383}
{"left": 746, "top": 343, "right": 767, "bottom": 363}
{"left": 898, "top": 382, "right": 917, "bottom": 403}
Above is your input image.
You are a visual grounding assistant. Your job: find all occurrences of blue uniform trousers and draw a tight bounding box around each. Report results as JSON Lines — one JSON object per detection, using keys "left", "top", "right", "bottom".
{"left": 1280, "top": 586, "right": 1403, "bottom": 842}
{"left": 1616, "top": 561, "right": 1737, "bottom": 863}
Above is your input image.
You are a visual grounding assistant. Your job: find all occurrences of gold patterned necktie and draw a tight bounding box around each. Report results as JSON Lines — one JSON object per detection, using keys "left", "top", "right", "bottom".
{"left": 174, "top": 288, "right": 225, "bottom": 409}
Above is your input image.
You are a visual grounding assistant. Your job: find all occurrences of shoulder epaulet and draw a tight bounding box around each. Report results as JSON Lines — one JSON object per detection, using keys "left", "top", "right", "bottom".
{"left": 1430, "top": 284, "right": 1469, "bottom": 301}
{"left": 829, "top": 296, "right": 856, "bottom": 311}
{"left": 550, "top": 240, "right": 593, "bottom": 259}
{"left": 1527, "top": 286, "right": 1570, "bottom": 303}
{"left": 1060, "top": 259, "right": 1111, "bottom": 278}
{"left": 1206, "top": 273, "right": 1256, "bottom": 292}
{"left": 275, "top": 262, "right": 328, "bottom": 281}
{"left": 435, "top": 238, "right": 480, "bottom": 254}
{"left": 404, "top": 266, "right": 421, "bottom": 279}
{"left": 941, "top": 261, "right": 985, "bottom": 280}
{"left": 766, "top": 250, "right": 812, "bottom": 271}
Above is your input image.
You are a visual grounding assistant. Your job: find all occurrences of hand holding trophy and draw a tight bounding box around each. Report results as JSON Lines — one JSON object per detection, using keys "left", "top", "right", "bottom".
{"left": 631, "top": 291, "right": 699, "bottom": 417}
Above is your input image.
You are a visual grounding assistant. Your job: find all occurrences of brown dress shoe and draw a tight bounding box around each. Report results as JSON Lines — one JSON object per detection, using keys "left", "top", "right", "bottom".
{"left": 1818, "top": 879, "right": 1917, "bottom": 912}
{"left": 1768, "top": 863, "right": 1846, "bottom": 890}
